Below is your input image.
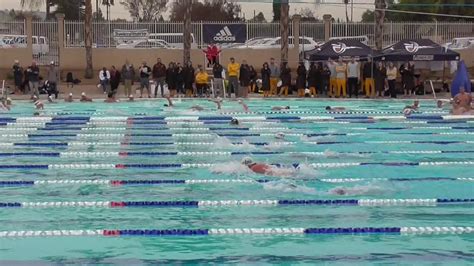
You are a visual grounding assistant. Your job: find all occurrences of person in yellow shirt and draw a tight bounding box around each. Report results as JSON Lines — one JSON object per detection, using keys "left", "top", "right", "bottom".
{"left": 327, "top": 58, "right": 337, "bottom": 97}
{"left": 335, "top": 57, "right": 347, "bottom": 97}
{"left": 195, "top": 65, "right": 209, "bottom": 97}
{"left": 227, "top": 57, "right": 240, "bottom": 98}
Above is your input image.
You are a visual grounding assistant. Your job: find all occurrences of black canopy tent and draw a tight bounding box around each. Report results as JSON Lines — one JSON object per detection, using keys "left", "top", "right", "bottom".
{"left": 376, "top": 39, "right": 460, "bottom": 61}
{"left": 304, "top": 39, "right": 376, "bottom": 61}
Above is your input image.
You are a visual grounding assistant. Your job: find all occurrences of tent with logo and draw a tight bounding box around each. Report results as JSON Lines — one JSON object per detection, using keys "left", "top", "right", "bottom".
{"left": 376, "top": 39, "right": 460, "bottom": 61}
{"left": 304, "top": 39, "right": 375, "bottom": 61}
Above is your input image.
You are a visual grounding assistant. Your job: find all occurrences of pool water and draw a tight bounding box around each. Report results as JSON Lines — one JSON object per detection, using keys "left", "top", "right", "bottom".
{"left": 0, "top": 99, "right": 473, "bottom": 265}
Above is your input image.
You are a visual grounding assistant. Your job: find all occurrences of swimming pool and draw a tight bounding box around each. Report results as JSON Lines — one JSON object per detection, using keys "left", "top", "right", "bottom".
{"left": 0, "top": 99, "right": 473, "bottom": 264}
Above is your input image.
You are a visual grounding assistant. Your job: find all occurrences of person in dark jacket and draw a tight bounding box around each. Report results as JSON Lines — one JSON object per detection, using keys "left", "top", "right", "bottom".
{"left": 261, "top": 62, "right": 271, "bottom": 98}
{"left": 212, "top": 62, "right": 224, "bottom": 97}
{"left": 12, "top": 60, "right": 23, "bottom": 94}
{"left": 307, "top": 62, "right": 319, "bottom": 97}
{"left": 320, "top": 64, "right": 331, "bottom": 96}
{"left": 374, "top": 62, "right": 387, "bottom": 98}
{"left": 27, "top": 61, "right": 40, "bottom": 98}
{"left": 249, "top": 65, "right": 258, "bottom": 93}
{"left": 110, "top": 65, "right": 121, "bottom": 95}
{"left": 175, "top": 63, "right": 184, "bottom": 96}
{"left": 152, "top": 58, "right": 167, "bottom": 97}
{"left": 183, "top": 61, "right": 195, "bottom": 97}
{"left": 400, "top": 62, "right": 415, "bottom": 97}
{"left": 279, "top": 62, "right": 291, "bottom": 96}
{"left": 239, "top": 60, "right": 251, "bottom": 98}
{"left": 296, "top": 62, "right": 307, "bottom": 97}
{"left": 121, "top": 60, "right": 135, "bottom": 97}
{"left": 166, "top": 62, "right": 177, "bottom": 97}
{"left": 362, "top": 59, "right": 375, "bottom": 98}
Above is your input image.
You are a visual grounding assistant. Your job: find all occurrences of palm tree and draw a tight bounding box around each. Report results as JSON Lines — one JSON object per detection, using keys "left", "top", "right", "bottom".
{"left": 84, "top": 0, "right": 93, "bottom": 78}
{"left": 20, "top": 0, "right": 53, "bottom": 19}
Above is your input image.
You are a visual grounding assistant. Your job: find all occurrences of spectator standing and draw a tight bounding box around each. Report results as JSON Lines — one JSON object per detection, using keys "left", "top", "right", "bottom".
{"left": 121, "top": 60, "right": 135, "bottom": 97}
{"left": 261, "top": 62, "right": 271, "bottom": 98}
{"left": 321, "top": 64, "right": 331, "bottom": 96}
{"left": 139, "top": 61, "right": 151, "bottom": 98}
{"left": 249, "top": 65, "right": 257, "bottom": 93}
{"left": 27, "top": 61, "right": 40, "bottom": 98}
{"left": 176, "top": 63, "right": 184, "bottom": 96}
{"left": 335, "top": 58, "right": 347, "bottom": 98}
{"left": 374, "top": 61, "right": 387, "bottom": 98}
{"left": 12, "top": 60, "right": 23, "bottom": 94}
{"left": 152, "top": 58, "right": 167, "bottom": 97}
{"left": 327, "top": 58, "right": 337, "bottom": 97}
{"left": 227, "top": 57, "right": 240, "bottom": 98}
{"left": 183, "top": 61, "right": 195, "bottom": 97}
{"left": 46, "top": 61, "right": 59, "bottom": 99}
{"left": 347, "top": 57, "right": 360, "bottom": 98}
{"left": 213, "top": 62, "right": 224, "bottom": 97}
{"left": 386, "top": 62, "right": 398, "bottom": 98}
{"left": 99, "top": 67, "right": 111, "bottom": 94}
{"left": 279, "top": 62, "right": 291, "bottom": 97}
{"left": 296, "top": 62, "right": 307, "bottom": 97}
{"left": 400, "top": 62, "right": 415, "bottom": 97}
{"left": 110, "top": 65, "right": 121, "bottom": 95}
{"left": 166, "top": 62, "right": 177, "bottom": 97}
{"left": 195, "top": 65, "right": 209, "bottom": 97}
{"left": 269, "top": 58, "right": 280, "bottom": 96}
{"left": 362, "top": 59, "right": 375, "bottom": 98}
{"left": 307, "top": 62, "right": 319, "bottom": 97}
{"left": 239, "top": 60, "right": 251, "bottom": 98}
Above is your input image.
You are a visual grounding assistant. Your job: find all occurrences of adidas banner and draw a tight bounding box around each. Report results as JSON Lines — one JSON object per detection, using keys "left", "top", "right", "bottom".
{"left": 203, "top": 24, "right": 246, "bottom": 44}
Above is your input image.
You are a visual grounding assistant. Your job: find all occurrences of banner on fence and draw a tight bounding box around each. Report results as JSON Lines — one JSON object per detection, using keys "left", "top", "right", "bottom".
{"left": 203, "top": 24, "right": 246, "bottom": 44}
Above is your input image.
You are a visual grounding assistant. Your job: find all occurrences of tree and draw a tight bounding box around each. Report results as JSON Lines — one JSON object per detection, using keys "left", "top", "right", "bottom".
{"left": 84, "top": 0, "right": 93, "bottom": 79}
{"left": 53, "top": 0, "right": 85, "bottom": 20}
{"left": 272, "top": 0, "right": 281, "bottom": 21}
{"left": 169, "top": 0, "right": 242, "bottom": 21}
{"left": 120, "top": 0, "right": 167, "bottom": 22}
{"left": 362, "top": 0, "right": 474, "bottom": 22}
{"left": 249, "top": 12, "right": 266, "bottom": 22}
{"left": 20, "top": 0, "right": 53, "bottom": 19}
{"left": 299, "top": 7, "right": 318, "bottom": 21}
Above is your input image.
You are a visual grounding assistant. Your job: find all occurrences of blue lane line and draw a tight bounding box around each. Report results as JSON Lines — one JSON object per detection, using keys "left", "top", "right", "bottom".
{"left": 0, "top": 152, "right": 60, "bottom": 157}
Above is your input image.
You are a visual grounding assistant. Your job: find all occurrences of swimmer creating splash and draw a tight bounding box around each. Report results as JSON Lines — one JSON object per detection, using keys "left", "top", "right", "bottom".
{"left": 241, "top": 157, "right": 273, "bottom": 175}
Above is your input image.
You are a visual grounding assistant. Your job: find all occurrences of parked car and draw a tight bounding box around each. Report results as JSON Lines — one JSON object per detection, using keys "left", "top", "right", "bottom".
{"left": 444, "top": 37, "right": 474, "bottom": 50}
{"left": 329, "top": 35, "right": 369, "bottom": 45}
{"left": 148, "top": 33, "right": 197, "bottom": 49}
{"left": 116, "top": 39, "right": 172, "bottom": 49}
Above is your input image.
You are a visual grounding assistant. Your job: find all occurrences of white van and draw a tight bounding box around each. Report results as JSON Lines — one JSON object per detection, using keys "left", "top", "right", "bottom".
{"left": 1, "top": 35, "right": 49, "bottom": 56}
{"left": 445, "top": 37, "right": 474, "bottom": 50}
{"left": 148, "top": 33, "right": 197, "bottom": 49}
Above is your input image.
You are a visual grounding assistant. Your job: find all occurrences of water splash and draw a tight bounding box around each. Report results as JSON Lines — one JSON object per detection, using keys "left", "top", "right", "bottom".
{"left": 263, "top": 180, "right": 317, "bottom": 194}
{"left": 327, "top": 184, "right": 387, "bottom": 196}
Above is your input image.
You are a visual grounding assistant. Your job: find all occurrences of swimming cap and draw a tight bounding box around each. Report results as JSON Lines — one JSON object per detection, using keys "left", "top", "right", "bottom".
{"left": 69, "top": 93, "right": 73, "bottom": 96}
{"left": 230, "top": 118, "right": 239, "bottom": 125}
{"left": 241, "top": 157, "right": 253, "bottom": 166}
{"left": 275, "top": 132, "right": 285, "bottom": 139}
{"left": 81, "top": 92, "right": 86, "bottom": 96}
{"left": 403, "top": 108, "right": 413, "bottom": 116}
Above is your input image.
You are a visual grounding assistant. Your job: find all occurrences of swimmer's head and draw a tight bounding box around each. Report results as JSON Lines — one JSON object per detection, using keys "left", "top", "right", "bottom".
{"left": 414, "top": 100, "right": 419, "bottom": 107}
{"left": 81, "top": 92, "right": 86, "bottom": 96}
{"left": 284, "top": 106, "right": 290, "bottom": 109}
{"left": 33, "top": 111, "right": 40, "bottom": 116}
{"left": 6, "top": 98, "right": 11, "bottom": 105}
{"left": 32, "top": 95, "right": 38, "bottom": 100}
{"left": 128, "top": 94, "right": 134, "bottom": 101}
{"left": 332, "top": 188, "right": 347, "bottom": 195}
{"left": 403, "top": 108, "right": 413, "bottom": 116}
{"left": 325, "top": 106, "right": 331, "bottom": 111}
{"left": 275, "top": 132, "right": 285, "bottom": 139}
{"left": 230, "top": 118, "right": 239, "bottom": 125}
{"left": 241, "top": 157, "right": 253, "bottom": 166}
{"left": 437, "top": 100, "right": 443, "bottom": 108}
{"left": 47, "top": 95, "right": 53, "bottom": 102}
{"left": 69, "top": 93, "right": 73, "bottom": 97}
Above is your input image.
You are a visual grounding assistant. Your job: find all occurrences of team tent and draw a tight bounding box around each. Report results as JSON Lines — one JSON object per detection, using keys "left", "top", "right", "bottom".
{"left": 376, "top": 39, "right": 460, "bottom": 61}
{"left": 304, "top": 39, "right": 375, "bottom": 61}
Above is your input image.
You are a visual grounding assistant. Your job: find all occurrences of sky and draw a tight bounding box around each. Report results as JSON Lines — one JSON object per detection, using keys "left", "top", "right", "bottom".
{"left": 0, "top": 0, "right": 373, "bottom": 21}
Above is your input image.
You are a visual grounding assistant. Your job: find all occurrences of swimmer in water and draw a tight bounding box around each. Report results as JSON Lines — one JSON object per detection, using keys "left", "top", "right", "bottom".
{"left": 272, "top": 106, "right": 290, "bottom": 111}
{"left": 47, "top": 95, "right": 55, "bottom": 103}
{"left": 190, "top": 105, "right": 204, "bottom": 111}
{"left": 65, "top": 93, "right": 73, "bottom": 102}
{"left": 275, "top": 132, "right": 285, "bottom": 139}
{"left": 128, "top": 94, "right": 134, "bottom": 102}
{"left": 238, "top": 99, "right": 249, "bottom": 112}
{"left": 104, "top": 92, "right": 119, "bottom": 103}
{"left": 80, "top": 92, "right": 93, "bottom": 102}
{"left": 328, "top": 185, "right": 386, "bottom": 196}
{"left": 241, "top": 157, "right": 273, "bottom": 175}
{"left": 325, "top": 106, "right": 346, "bottom": 112}
{"left": 34, "top": 99, "right": 44, "bottom": 109}
{"left": 0, "top": 99, "right": 10, "bottom": 111}
{"left": 31, "top": 95, "right": 38, "bottom": 103}
{"left": 452, "top": 87, "right": 473, "bottom": 115}
{"left": 405, "top": 100, "right": 420, "bottom": 110}
{"left": 164, "top": 95, "right": 174, "bottom": 107}
{"left": 209, "top": 97, "right": 223, "bottom": 110}
{"left": 230, "top": 118, "right": 239, "bottom": 125}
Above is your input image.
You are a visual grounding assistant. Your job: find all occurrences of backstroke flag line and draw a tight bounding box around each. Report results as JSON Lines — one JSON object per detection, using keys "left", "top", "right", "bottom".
{"left": 451, "top": 60, "right": 471, "bottom": 97}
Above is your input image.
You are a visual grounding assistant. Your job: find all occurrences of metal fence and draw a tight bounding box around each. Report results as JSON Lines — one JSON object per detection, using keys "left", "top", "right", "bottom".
{"left": 0, "top": 20, "right": 25, "bottom": 35}
{"left": 32, "top": 20, "right": 59, "bottom": 65}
